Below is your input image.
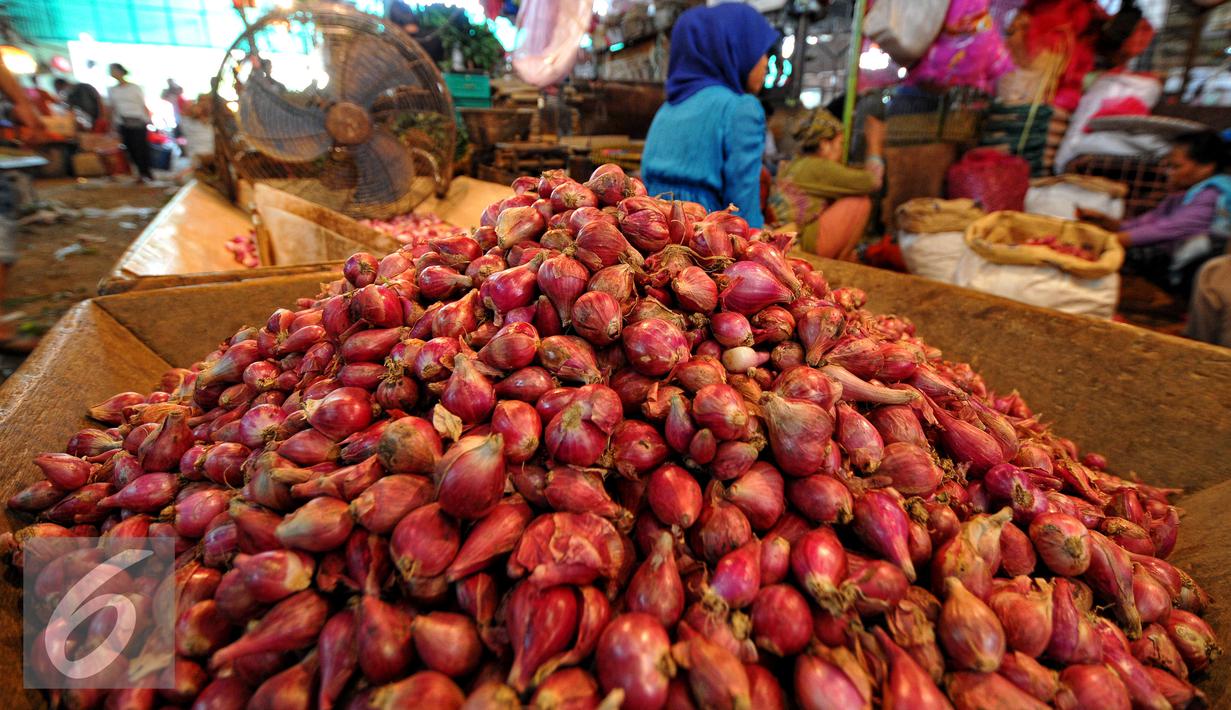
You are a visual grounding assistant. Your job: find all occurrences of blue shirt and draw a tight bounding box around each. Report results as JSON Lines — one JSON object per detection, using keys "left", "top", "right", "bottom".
{"left": 640, "top": 86, "right": 767, "bottom": 228}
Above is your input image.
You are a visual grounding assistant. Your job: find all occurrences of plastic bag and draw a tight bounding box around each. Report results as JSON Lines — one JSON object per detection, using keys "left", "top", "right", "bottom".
{"left": 1062, "top": 131, "right": 1170, "bottom": 170}
{"left": 511, "top": 0, "right": 594, "bottom": 88}
{"left": 864, "top": 0, "right": 949, "bottom": 66}
{"left": 946, "top": 148, "right": 1031, "bottom": 213}
{"left": 1054, "top": 72, "right": 1161, "bottom": 173}
{"left": 907, "top": 0, "right": 1014, "bottom": 94}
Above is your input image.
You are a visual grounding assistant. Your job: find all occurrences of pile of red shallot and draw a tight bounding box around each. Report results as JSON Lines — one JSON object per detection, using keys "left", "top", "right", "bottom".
{"left": 1020, "top": 236, "right": 1098, "bottom": 262}
{"left": 3, "top": 163, "right": 1220, "bottom": 710}
{"left": 359, "top": 212, "right": 467, "bottom": 247}
{"left": 225, "top": 230, "right": 260, "bottom": 269}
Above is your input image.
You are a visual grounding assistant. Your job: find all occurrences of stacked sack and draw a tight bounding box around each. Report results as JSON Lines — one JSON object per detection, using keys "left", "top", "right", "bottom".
{"left": 897, "top": 198, "right": 986, "bottom": 283}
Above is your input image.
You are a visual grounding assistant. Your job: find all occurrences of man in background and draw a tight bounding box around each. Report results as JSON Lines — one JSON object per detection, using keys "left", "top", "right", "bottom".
{"left": 161, "top": 78, "right": 187, "bottom": 152}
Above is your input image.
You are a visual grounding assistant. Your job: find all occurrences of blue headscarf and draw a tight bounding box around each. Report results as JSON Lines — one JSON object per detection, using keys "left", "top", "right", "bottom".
{"left": 665, "top": 4, "right": 780, "bottom": 105}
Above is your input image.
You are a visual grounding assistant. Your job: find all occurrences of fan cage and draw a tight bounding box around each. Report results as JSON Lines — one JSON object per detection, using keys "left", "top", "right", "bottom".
{"left": 211, "top": 2, "right": 456, "bottom": 220}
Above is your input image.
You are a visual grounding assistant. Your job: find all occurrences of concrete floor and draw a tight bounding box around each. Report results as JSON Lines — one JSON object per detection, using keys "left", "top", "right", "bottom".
{"left": 1, "top": 177, "right": 175, "bottom": 383}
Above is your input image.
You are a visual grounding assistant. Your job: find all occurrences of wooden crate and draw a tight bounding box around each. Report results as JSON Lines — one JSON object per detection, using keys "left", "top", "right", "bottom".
{"left": 588, "top": 143, "right": 644, "bottom": 174}
{"left": 459, "top": 108, "right": 535, "bottom": 150}
{"left": 492, "top": 142, "right": 571, "bottom": 176}
{"left": 1, "top": 261, "right": 1229, "bottom": 708}
{"left": 99, "top": 180, "right": 295, "bottom": 295}
{"left": 477, "top": 164, "right": 517, "bottom": 186}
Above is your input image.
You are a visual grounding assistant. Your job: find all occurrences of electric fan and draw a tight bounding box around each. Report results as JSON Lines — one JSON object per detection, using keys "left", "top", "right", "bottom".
{"left": 212, "top": 2, "right": 456, "bottom": 219}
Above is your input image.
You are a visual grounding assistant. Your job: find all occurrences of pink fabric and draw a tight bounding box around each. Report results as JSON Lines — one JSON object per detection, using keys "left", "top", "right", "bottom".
{"left": 908, "top": 0, "right": 1015, "bottom": 93}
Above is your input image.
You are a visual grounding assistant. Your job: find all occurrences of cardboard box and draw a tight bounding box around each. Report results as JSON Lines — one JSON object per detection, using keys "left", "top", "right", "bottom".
{"left": 412, "top": 176, "right": 513, "bottom": 230}
{"left": 100, "top": 181, "right": 383, "bottom": 295}
{"left": 807, "top": 257, "right": 1231, "bottom": 490}
{"left": 252, "top": 182, "right": 401, "bottom": 268}
{"left": 0, "top": 260, "right": 1228, "bottom": 706}
{"left": 249, "top": 178, "right": 511, "bottom": 273}
{"left": 103, "top": 177, "right": 512, "bottom": 295}
{"left": 0, "top": 272, "right": 338, "bottom": 708}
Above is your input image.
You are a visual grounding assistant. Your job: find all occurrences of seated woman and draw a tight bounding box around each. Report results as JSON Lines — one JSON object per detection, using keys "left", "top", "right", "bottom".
{"left": 1079, "top": 131, "right": 1231, "bottom": 292}
{"left": 768, "top": 109, "right": 878, "bottom": 260}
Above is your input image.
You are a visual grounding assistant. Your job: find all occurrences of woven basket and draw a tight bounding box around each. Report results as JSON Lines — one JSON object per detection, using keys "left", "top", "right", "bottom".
{"left": 964, "top": 211, "right": 1124, "bottom": 279}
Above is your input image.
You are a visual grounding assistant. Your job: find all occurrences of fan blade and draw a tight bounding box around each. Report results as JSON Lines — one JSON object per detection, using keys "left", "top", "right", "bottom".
{"left": 238, "top": 74, "right": 330, "bottom": 162}
{"left": 320, "top": 148, "right": 358, "bottom": 191}
{"left": 349, "top": 128, "right": 414, "bottom": 207}
{"left": 325, "top": 31, "right": 419, "bottom": 108}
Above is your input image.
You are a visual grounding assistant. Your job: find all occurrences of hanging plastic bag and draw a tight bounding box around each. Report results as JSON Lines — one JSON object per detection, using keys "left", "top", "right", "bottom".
{"left": 858, "top": 37, "right": 907, "bottom": 92}
{"left": 864, "top": 0, "right": 950, "bottom": 66}
{"left": 907, "top": 0, "right": 1014, "bottom": 94}
{"left": 1053, "top": 71, "right": 1161, "bottom": 173}
{"left": 511, "top": 0, "right": 594, "bottom": 88}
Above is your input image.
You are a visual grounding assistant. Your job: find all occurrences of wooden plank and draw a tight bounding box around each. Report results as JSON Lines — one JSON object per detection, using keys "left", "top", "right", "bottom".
{"left": 0, "top": 303, "right": 173, "bottom": 710}
{"left": 95, "top": 272, "right": 339, "bottom": 367}
{"left": 104, "top": 180, "right": 253, "bottom": 287}
{"left": 98, "top": 263, "right": 337, "bottom": 295}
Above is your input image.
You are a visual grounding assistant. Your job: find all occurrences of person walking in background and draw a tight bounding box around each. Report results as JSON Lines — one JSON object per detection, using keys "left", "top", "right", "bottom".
{"left": 107, "top": 63, "right": 153, "bottom": 182}
{"left": 769, "top": 109, "right": 878, "bottom": 260}
{"left": 640, "top": 4, "right": 779, "bottom": 228}
{"left": 161, "top": 78, "right": 187, "bottom": 152}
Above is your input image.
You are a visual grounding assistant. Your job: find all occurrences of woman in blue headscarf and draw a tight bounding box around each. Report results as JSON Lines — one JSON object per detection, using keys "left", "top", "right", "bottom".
{"left": 640, "top": 4, "right": 779, "bottom": 228}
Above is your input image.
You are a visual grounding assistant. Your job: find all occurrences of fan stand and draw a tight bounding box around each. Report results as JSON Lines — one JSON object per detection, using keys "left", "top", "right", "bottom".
{"left": 325, "top": 102, "right": 372, "bottom": 145}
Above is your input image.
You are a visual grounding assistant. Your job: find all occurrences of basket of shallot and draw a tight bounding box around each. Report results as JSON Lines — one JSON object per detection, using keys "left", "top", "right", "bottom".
{"left": 2, "top": 163, "right": 1217, "bottom": 709}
